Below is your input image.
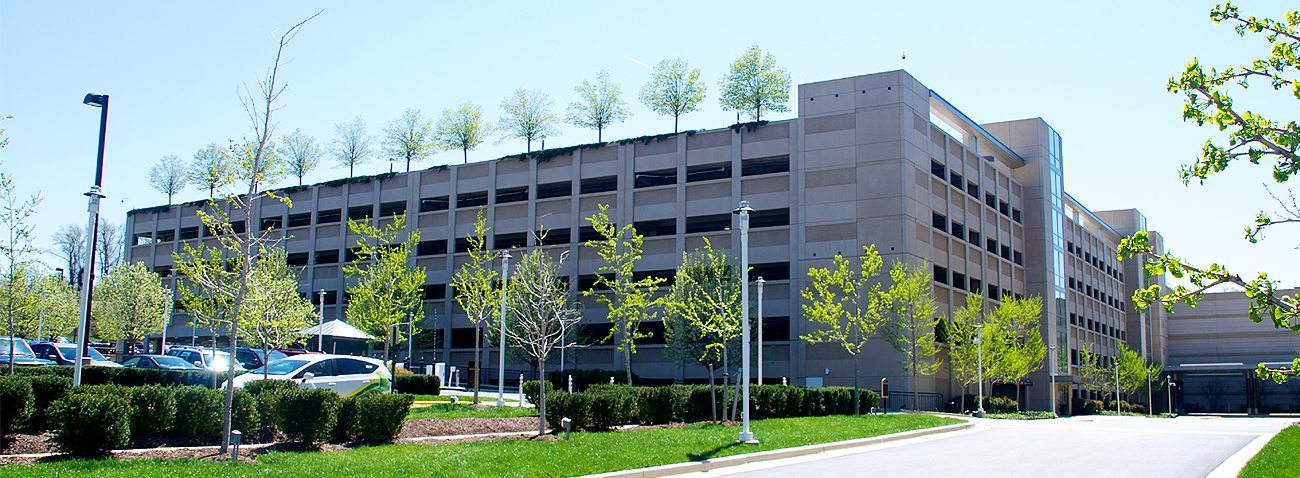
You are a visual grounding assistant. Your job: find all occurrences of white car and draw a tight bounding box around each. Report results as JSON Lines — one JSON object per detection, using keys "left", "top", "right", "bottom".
{"left": 227, "top": 354, "right": 391, "bottom": 397}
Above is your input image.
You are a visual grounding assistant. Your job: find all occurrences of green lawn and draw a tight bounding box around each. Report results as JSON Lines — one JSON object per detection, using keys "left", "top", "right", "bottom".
{"left": 409, "top": 394, "right": 519, "bottom": 404}
{"left": 405, "top": 403, "right": 536, "bottom": 420}
{"left": 0, "top": 414, "right": 958, "bottom": 478}
{"left": 1240, "top": 425, "right": 1300, "bottom": 478}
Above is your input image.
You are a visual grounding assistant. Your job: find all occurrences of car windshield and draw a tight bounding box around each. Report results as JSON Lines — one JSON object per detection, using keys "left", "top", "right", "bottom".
{"left": 267, "top": 350, "right": 288, "bottom": 363}
{"left": 203, "top": 351, "right": 237, "bottom": 369}
{"left": 252, "top": 359, "right": 309, "bottom": 376}
{"left": 152, "top": 356, "right": 195, "bottom": 368}
{"left": 57, "top": 345, "right": 107, "bottom": 361}
{"left": 0, "top": 339, "right": 35, "bottom": 357}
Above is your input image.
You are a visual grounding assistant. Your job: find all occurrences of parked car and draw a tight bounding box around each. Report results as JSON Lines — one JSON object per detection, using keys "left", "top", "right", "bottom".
{"left": 120, "top": 354, "right": 204, "bottom": 370}
{"left": 277, "top": 348, "right": 321, "bottom": 357}
{"left": 227, "top": 354, "right": 390, "bottom": 397}
{"left": 0, "top": 336, "right": 54, "bottom": 367}
{"left": 233, "top": 347, "right": 288, "bottom": 371}
{"left": 166, "top": 346, "right": 243, "bottom": 371}
{"left": 28, "top": 341, "right": 122, "bottom": 367}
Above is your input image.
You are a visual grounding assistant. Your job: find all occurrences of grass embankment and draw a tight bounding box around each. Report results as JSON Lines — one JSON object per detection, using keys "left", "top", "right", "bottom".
{"left": 0, "top": 414, "right": 958, "bottom": 478}
{"left": 1239, "top": 425, "right": 1300, "bottom": 478}
{"left": 984, "top": 411, "right": 1055, "bottom": 420}
{"left": 405, "top": 403, "right": 536, "bottom": 420}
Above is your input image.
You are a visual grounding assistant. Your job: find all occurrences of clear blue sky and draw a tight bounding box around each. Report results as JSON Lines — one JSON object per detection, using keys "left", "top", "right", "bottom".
{"left": 1, "top": 1, "right": 1294, "bottom": 286}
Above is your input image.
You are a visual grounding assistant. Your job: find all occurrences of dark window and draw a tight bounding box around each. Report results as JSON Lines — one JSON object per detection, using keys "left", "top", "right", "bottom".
{"left": 578, "top": 324, "right": 614, "bottom": 344}
{"left": 179, "top": 226, "right": 199, "bottom": 240}
{"left": 951, "top": 221, "right": 965, "bottom": 238}
{"left": 966, "top": 181, "right": 979, "bottom": 198}
{"left": 457, "top": 191, "right": 488, "bottom": 208}
{"left": 450, "top": 328, "right": 477, "bottom": 349}
{"left": 287, "top": 213, "right": 311, "bottom": 227}
{"left": 419, "top": 196, "right": 450, "bottom": 212}
{"left": 968, "top": 230, "right": 981, "bottom": 245}
{"left": 1068, "top": 277, "right": 1075, "bottom": 289}
{"left": 317, "top": 209, "right": 341, "bottom": 224}
{"left": 315, "top": 249, "right": 339, "bottom": 264}
{"left": 156, "top": 229, "right": 176, "bottom": 242}
{"left": 299, "top": 360, "right": 335, "bottom": 378}
{"left": 986, "top": 238, "right": 997, "bottom": 253}
{"left": 379, "top": 201, "right": 406, "bottom": 217}
{"left": 418, "top": 240, "right": 448, "bottom": 256}
{"left": 336, "top": 359, "right": 377, "bottom": 376}
{"left": 454, "top": 237, "right": 472, "bottom": 253}
{"left": 536, "top": 181, "right": 572, "bottom": 199}
{"left": 952, "top": 273, "right": 967, "bottom": 290}
{"left": 287, "top": 252, "right": 309, "bottom": 267}
{"left": 742, "top": 155, "right": 790, "bottom": 176}
{"left": 496, "top": 186, "right": 529, "bottom": 204}
{"left": 751, "top": 208, "right": 790, "bottom": 228}
{"left": 493, "top": 232, "right": 528, "bottom": 249}
{"left": 345, "top": 247, "right": 363, "bottom": 262}
{"left": 228, "top": 221, "right": 245, "bottom": 234}
{"left": 636, "top": 322, "right": 667, "bottom": 344}
{"left": 634, "top": 218, "right": 677, "bottom": 237}
{"left": 634, "top": 168, "right": 677, "bottom": 188}
{"left": 260, "top": 216, "right": 283, "bottom": 231}
{"left": 577, "top": 273, "right": 614, "bottom": 291}
{"left": 751, "top": 262, "right": 790, "bottom": 281}
{"left": 762, "top": 316, "right": 791, "bottom": 341}
{"left": 423, "top": 284, "right": 447, "bottom": 300}
{"left": 933, "top": 265, "right": 949, "bottom": 284}
{"left": 578, "top": 226, "right": 602, "bottom": 243}
{"left": 154, "top": 265, "right": 172, "bottom": 278}
{"left": 321, "top": 290, "right": 338, "bottom": 305}
{"left": 632, "top": 269, "right": 677, "bottom": 287}
{"left": 931, "top": 160, "right": 946, "bottom": 178}
{"left": 949, "top": 172, "right": 963, "bottom": 189}
{"left": 348, "top": 205, "right": 373, "bottom": 221}
{"left": 1013, "top": 251, "right": 1023, "bottom": 266}
{"left": 1011, "top": 208, "right": 1022, "bottom": 224}
{"left": 537, "top": 229, "right": 572, "bottom": 246}
{"left": 985, "top": 192, "right": 996, "bottom": 208}
{"left": 969, "top": 278, "right": 982, "bottom": 294}
{"left": 998, "top": 201, "right": 1010, "bottom": 216}
{"left": 932, "top": 212, "right": 947, "bottom": 230}
{"left": 686, "top": 214, "right": 730, "bottom": 234}
{"left": 580, "top": 176, "right": 618, "bottom": 194}
{"left": 686, "top": 162, "right": 731, "bottom": 182}
{"left": 988, "top": 284, "right": 1000, "bottom": 301}
{"left": 1067, "top": 242, "right": 1075, "bottom": 254}
{"left": 1000, "top": 245, "right": 1011, "bottom": 260}
{"left": 1069, "top": 313, "right": 1077, "bottom": 325}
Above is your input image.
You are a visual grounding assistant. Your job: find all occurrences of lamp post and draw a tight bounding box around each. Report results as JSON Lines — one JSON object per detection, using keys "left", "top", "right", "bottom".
{"left": 1114, "top": 360, "right": 1121, "bottom": 415}
{"left": 314, "top": 289, "right": 325, "bottom": 352}
{"left": 160, "top": 287, "right": 174, "bottom": 354}
{"left": 73, "top": 93, "right": 109, "bottom": 387}
{"left": 1167, "top": 374, "right": 1176, "bottom": 415}
{"left": 756, "top": 276, "right": 765, "bottom": 386}
{"left": 497, "top": 250, "right": 510, "bottom": 407}
{"left": 733, "top": 200, "right": 757, "bottom": 444}
{"left": 975, "top": 323, "right": 985, "bottom": 418}
{"left": 1049, "top": 344, "right": 1056, "bottom": 417}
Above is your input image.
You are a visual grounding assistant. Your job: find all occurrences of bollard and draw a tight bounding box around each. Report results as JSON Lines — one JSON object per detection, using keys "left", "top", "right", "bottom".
{"left": 519, "top": 373, "right": 525, "bottom": 407}
{"left": 568, "top": 375, "right": 573, "bottom": 393}
{"left": 230, "top": 430, "right": 242, "bottom": 462}
{"left": 782, "top": 377, "right": 788, "bottom": 386}
{"left": 562, "top": 417, "right": 572, "bottom": 440}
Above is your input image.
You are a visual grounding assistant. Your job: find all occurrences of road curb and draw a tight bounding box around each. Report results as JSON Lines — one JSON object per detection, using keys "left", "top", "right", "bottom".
{"left": 1205, "top": 423, "right": 1293, "bottom": 478}
{"left": 582, "top": 418, "right": 975, "bottom": 478}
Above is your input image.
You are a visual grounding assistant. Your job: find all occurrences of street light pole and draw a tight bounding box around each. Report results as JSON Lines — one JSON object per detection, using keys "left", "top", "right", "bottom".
{"left": 497, "top": 250, "right": 510, "bottom": 408}
{"left": 975, "top": 323, "right": 985, "bottom": 417}
{"left": 734, "top": 201, "right": 757, "bottom": 444}
{"left": 1115, "top": 361, "right": 1121, "bottom": 415}
{"left": 317, "top": 289, "right": 325, "bottom": 352}
{"left": 1167, "top": 374, "right": 1175, "bottom": 415}
{"left": 161, "top": 287, "right": 174, "bottom": 354}
{"left": 1049, "top": 344, "right": 1056, "bottom": 417}
{"left": 756, "top": 276, "right": 765, "bottom": 386}
{"left": 73, "top": 93, "right": 109, "bottom": 387}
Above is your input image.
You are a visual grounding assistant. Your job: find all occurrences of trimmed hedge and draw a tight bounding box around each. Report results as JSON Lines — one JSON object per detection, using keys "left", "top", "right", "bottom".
{"left": 523, "top": 380, "right": 554, "bottom": 406}
{"left": 332, "top": 397, "right": 359, "bottom": 443}
{"left": 277, "top": 388, "right": 340, "bottom": 446}
{"left": 13, "top": 365, "right": 232, "bottom": 388}
{"left": 50, "top": 392, "right": 131, "bottom": 456}
{"left": 245, "top": 379, "right": 300, "bottom": 433}
{"left": 958, "top": 394, "right": 1020, "bottom": 414}
{"left": 353, "top": 393, "right": 415, "bottom": 443}
{"left": 0, "top": 376, "right": 34, "bottom": 437}
{"left": 394, "top": 375, "right": 440, "bottom": 395}
{"left": 129, "top": 385, "right": 177, "bottom": 435}
{"left": 173, "top": 386, "right": 224, "bottom": 439}
{"left": 27, "top": 375, "right": 71, "bottom": 431}
{"left": 546, "top": 369, "right": 638, "bottom": 392}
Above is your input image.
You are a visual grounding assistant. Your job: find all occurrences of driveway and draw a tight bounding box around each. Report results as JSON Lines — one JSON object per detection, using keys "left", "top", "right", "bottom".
{"left": 681, "top": 415, "right": 1296, "bottom": 478}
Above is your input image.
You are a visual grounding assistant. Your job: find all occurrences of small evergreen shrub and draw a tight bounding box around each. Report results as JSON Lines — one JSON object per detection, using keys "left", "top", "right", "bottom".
{"left": 277, "top": 388, "right": 340, "bottom": 446}
{"left": 26, "top": 375, "right": 71, "bottom": 431}
{"left": 353, "top": 393, "right": 415, "bottom": 443}
{"left": 332, "top": 396, "right": 359, "bottom": 443}
{"left": 0, "top": 376, "right": 33, "bottom": 437}
{"left": 232, "top": 390, "right": 259, "bottom": 435}
{"left": 50, "top": 393, "right": 131, "bottom": 456}
{"left": 173, "top": 386, "right": 223, "bottom": 439}
{"left": 245, "top": 379, "right": 299, "bottom": 433}
{"left": 523, "top": 380, "right": 554, "bottom": 406}
{"left": 394, "top": 375, "right": 439, "bottom": 395}
{"left": 586, "top": 388, "right": 635, "bottom": 431}
{"left": 128, "top": 385, "right": 177, "bottom": 435}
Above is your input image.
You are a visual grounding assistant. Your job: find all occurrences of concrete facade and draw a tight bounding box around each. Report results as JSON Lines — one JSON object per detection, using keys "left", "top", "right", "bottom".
{"left": 124, "top": 70, "right": 1161, "bottom": 411}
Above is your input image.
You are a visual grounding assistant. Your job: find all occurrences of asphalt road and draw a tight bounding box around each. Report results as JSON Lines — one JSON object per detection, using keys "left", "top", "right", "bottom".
{"left": 683, "top": 415, "right": 1296, "bottom": 478}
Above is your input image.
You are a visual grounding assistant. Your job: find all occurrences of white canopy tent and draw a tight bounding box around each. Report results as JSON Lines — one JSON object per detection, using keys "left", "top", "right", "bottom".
{"left": 298, "top": 319, "right": 372, "bottom": 353}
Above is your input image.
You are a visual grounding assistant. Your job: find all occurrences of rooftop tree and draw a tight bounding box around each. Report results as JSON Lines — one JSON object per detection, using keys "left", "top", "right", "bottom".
{"left": 566, "top": 70, "right": 630, "bottom": 142}
{"left": 383, "top": 108, "right": 438, "bottom": 172}
{"left": 190, "top": 143, "right": 231, "bottom": 198}
{"left": 279, "top": 128, "right": 323, "bottom": 186}
{"left": 149, "top": 155, "right": 189, "bottom": 205}
{"left": 640, "top": 58, "right": 707, "bottom": 133}
{"left": 434, "top": 102, "right": 491, "bottom": 164}
{"left": 332, "top": 116, "right": 374, "bottom": 177}
{"left": 719, "top": 45, "right": 791, "bottom": 122}
{"left": 499, "top": 88, "right": 559, "bottom": 154}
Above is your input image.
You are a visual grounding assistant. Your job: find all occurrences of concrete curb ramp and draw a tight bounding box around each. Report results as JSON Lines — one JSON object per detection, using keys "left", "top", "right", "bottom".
{"left": 582, "top": 420, "right": 975, "bottom": 478}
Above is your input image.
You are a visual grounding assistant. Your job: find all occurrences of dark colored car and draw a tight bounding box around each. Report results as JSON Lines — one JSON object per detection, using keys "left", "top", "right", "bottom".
{"left": 28, "top": 341, "right": 121, "bottom": 367}
{"left": 120, "top": 354, "right": 204, "bottom": 370}
{"left": 0, "top": 336, "right": 54, "bottom": 367}
{"left": 234, "top": 347, "right": 288, "bottom": 371}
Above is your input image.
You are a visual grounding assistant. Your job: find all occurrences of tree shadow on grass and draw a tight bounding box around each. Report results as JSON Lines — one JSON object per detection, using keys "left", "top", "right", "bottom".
{"left": 686, "top": 442, "right": 745, "bottom": 462}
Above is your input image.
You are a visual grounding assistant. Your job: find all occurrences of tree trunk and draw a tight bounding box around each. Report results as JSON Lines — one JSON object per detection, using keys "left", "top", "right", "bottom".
{"left": 674, "top": 115, "right": 679, "bottom": 134}
{"left": 625, "top": 348, "right": 632, "bottom": 385}
{"left": 721, "top": 344, "right": 729, "bottom": 421}
{"left": 708, "top": 363, "right": 717, "bottom": 422}
{"left": 853, "top": 354, "right": 860, "bottom": 415}
{"left": 597, "top": 128, "right": 602, "bottom": 143}
{"left": 262, "top": 342, "right": 270, "bottom": 380}
{"left": 463, "top": 147, "right": 468, "bottom": 164}
{"left": 730, "top": 366, "right": 740, "bottom": 422}
{"left": 537, "top": 358, "right": 547, "bottom": 436}
{"left": 473, "top": 324, "right": 481, "bottom": 405}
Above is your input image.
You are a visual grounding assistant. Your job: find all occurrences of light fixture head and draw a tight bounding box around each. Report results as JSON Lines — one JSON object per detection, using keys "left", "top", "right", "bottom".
{"left": 83, "top": 93, "right": 108, "bottom": 108}
{"left": 755, "top": 276, "right": 766, "bottom": 284}
{"left": 732, "top": 200, "right": 754, "bottom": 215}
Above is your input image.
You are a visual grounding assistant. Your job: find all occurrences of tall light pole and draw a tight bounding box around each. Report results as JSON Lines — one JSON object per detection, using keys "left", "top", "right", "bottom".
{"left": 975, "top": 323, "right": 985, "bottom": 417}
{"left": 497, "top": 250, "right": 510, "bottom": 407}
{"left": 1115, "top": 360, "right": 1122, "bottom": 415}
{"left": 317, "top": 289, "right": 326, "bottom": 352}
{"left": 733, "top": 200, "right": 757, "bottom": 444}
{"left": 160, "top": 287, "right": 174, "bottom": 354}
{"left": 756, "top": 276, "right": 765, "bottom": 386}
{"left": 1049, "top": 344, "right": 1056, "bottom": 417}
{"left": 73, "top": 93, "right": 109, "bottom": 387}
{"left": 1167, "top": 375, "right": 1176, "bottom": 415}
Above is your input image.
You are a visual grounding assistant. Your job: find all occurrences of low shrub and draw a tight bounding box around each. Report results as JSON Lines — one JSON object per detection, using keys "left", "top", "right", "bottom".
{"left": 50, "top": 392, "right": 130, "bottom": 456}
{"left": 1082, "top": 399, "right": 1106, "bottom": 415}
{"left": 546, "top": 369, "right": 636, "bottom": 392}
{"left": 277, "top": 388, "right": 340, "bottom": 446}
{"left": 26, "top": 375, "right": 71, "bottom": 431}
{"left": 0, "top": 376, "right": 33, "bottom": 437}
{"left": 245, "top": 379, "right": 299, "bottom": 433}
{"left": 523, "top": 380, "right": 554, "bottom": 406}
{"left": 173, "top": 386, "right": 223, "bottom": 439}
{"left": 986, "top": 396, "right": 1019, "bottom": 413}
{"left": 353, "top": 393, "right": 415, "bottom": 443}
{"left": 332, "top": 397, "right": 359, "bottom": 443}
{"left": 128, "top": 385, "right": 177, "bottom": 435}
{"left": 586, "top": 388, "right": 636, "bottom": 431}
{"left": 637, "top": 386, "right": 689, "bottom": 424}
{"left": 14, "top": 365, "right": 229, "bottom": 388}
{"left": 232, "top": 390, "right": 259, "bottom": 435}
{"left": 394, "top": 375, "right": 440, "bottom": 395}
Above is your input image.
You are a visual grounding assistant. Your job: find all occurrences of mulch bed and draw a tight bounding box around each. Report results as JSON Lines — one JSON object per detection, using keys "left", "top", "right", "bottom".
{"left": 398, "top": 417, "right": 537, "bottom": 439}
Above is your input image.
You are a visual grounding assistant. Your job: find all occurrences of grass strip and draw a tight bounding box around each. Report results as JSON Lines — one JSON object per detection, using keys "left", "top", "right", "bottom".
{"left": 1239, "top": 425, "right": 1300, "bottom": 478}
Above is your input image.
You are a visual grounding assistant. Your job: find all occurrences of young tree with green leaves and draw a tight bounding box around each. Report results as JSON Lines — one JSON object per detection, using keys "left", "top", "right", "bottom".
{"left": 502, "top": 248, "right": 583, "bottom": 435}
{"left": 583, "top": 204, "right": 663, "bottom": 384}
{"left": 719, "top": 45, "right": 791, "bottom": 122}
{"left": 383, "top": 108, "right": 438, "bottom": 172}
{"left": 0, "top": 156, "right": 41, "bottom": 375}
{"left": 241, "top": 249, "right": 314, "bottom": 379}
{"left": 499, "top": 88, "right": 560, "bottom": 154}
{"left": 799, "top": 245, "right": 889, "bottom": 414}
{"left": 190, "top": 143, "right": 231, "bottom": 198}
{"left": 566, "top": 70, "right": 630, "bottom": 142}
{"left": 4, "top": 269, "right": 79, "bottom": 340}
{"left": 149, "top": 155, "right": 189, "bottom": 205}
{"left": 92, "top": 262, "right": 169, "bottom": 349}
{"left": 332, "top": 116, "right": 374, "bottom": 177}
{"left": 988, "top": 296, "right": 1046, "bottom": 410}
{"left": 1076, "top": 344, "right": 1116, "bottom": 404}
{"left": 640, "top": 58, "right": 707, "bottom": 133}
{"left": 884, "top": 260, "right": 941, "bottom": 410}
{"left": 1119, "top": 2, "right": 1300, "bottom": 380}
{"left": 434, "top": 102, "right": 491, "bottom": 164}
{"left": 664, "top": 238, "right": 741, "bottom": 421}
{"left": 279, "top": 128, "right": 323, "bottom": 186}
{"left": 1116, "top": 341, "right": 1163, "bottom": 410}
{"left": 344, "top": 213, "right": 425, "bottom": 381}
{"left": 450, "top": 209, "right": 500, "bottom": 405}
